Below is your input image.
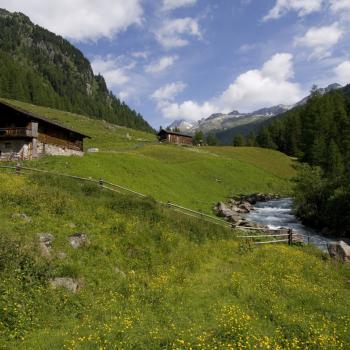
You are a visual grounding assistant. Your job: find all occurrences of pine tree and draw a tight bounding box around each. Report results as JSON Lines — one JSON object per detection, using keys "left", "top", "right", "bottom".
{"left": 233, "top": 134, "right": 245, "bottom": 147}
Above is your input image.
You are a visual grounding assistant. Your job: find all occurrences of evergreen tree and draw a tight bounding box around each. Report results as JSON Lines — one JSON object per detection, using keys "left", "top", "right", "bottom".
{"left": 194, "top": 131, "right": 204, "bottom": 145}
{"left": 233, "top": 134, "right": 245, "bottom": 147}
{"left": 245, "top": 132, "right": 256, "bottom": 147}
{"left": 207, "top": 133, "right": 219, "bottom": 146}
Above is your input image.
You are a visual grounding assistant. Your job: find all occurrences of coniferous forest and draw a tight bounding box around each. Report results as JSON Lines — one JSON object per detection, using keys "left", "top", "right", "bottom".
{"left": 0, "top": 9, "right": 154, "bottom": 133}
{"left": 256, "top": 86, "right": 350, "bottom": 237}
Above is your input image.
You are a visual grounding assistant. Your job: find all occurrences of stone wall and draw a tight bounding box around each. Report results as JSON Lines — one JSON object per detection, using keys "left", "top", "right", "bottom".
{"left": 0, "top": 139, "right": 84, "bottom": 161}
{"left": 37, "top": 142, "right": 84, "bottom": 157}
{"left": 0, "top": 139, "right": 32, "bottom": 161}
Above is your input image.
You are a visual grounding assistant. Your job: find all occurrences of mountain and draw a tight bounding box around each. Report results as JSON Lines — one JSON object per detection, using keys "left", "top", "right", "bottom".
{"left": 0, "top": 9, "right": 153, "bottom": 133}
{"left": 167, "top": 119, "right": 195, "bottom": 132}
{"left": 167, "top": 84, "right": 343, "bottom": 144}
{"left": 167, "top": 105, "right": 291, "bottom": 136}
{"left": 294, "top": 83, "right": 342, "bottom": 107}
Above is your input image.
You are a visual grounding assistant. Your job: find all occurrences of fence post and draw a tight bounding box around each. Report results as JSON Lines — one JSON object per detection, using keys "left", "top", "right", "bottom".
{"left": 15, "top": 163, "right": 21, "bottom": 175}
{"left": 288, "top": 229, "right": 293, "bottom": 246}
{"left": 99, "top": 178, "right": 104, "bottom": 187}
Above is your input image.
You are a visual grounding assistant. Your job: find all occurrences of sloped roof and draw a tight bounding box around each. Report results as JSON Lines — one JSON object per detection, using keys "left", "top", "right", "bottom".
{"left": 157, "top": 129, "right": 193, "bottom": 138}
{"left": 0, "top": 100, "right": 90, "bottom": 138}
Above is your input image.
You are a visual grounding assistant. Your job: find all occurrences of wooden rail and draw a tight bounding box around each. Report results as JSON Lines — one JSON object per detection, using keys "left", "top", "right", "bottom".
{"left": 237, "top": 229, "right": 295, "bottom": 245}
{"left": 0, "top": 127, "right": 33, "bottom": 138}
{"left": 0, "top": 164, "right": 328, "bottom": 248}
{"left": 0, "top": 165, "right": 231, "bottom": 230}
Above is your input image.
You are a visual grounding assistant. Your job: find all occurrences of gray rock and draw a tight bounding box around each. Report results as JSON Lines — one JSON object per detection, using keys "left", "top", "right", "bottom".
{"left": 215, "top": 202, "right": 236, "bottom": 218}
{"left": 87, "top": 148, "right": 99, "bottom": 153}
{"left": 327, "top": 241, "right": 350, "bottom": 262}
{"left": 38, "top": 233, "right": 55, "bottom": 245}
{"left": 37, "top": 233, "right": 55, "bottom": 259}
{"left": 68, "top": 233, "right": 90, "bottom": 249}
{"left": 12, "top": 213, "right": 32, "bottom": 223}
{"left": 49, "top": 278, "right": 82, "bottom": 293}
{"left": 238, "top": 201, "right": 252, "bottom": 213}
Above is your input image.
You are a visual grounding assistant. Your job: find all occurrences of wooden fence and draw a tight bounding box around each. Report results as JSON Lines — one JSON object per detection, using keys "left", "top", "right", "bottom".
{"left": 0, "top": 164, "right": 328, "bottom": 248}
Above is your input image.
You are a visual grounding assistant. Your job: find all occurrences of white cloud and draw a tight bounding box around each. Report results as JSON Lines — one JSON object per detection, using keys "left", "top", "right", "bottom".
{"left": 334, "top": 60, "right": 350, "bottom": 85}
{"left": 238, "top": 43, "right": 257, "bottom": 53}
{"left": 155, "top": 17, "right": 201, "bottom": 48}
{"left": 132, "top": 51, "right": 149, "bottom": 59}
{"left": 91, "top": 56, "right": 134, "bottom": 87}
{"left": 330, "top": 0, "right": 350, "bottom": 12}
{"left": 263, "top": 0, "right": 323, "bottom": 21}
{"left": 295, "top": 24, "right": 343, "bottom": 59}
{"left": 145, "top": 55, "right": 178, "bottom": 73}
{"left": 162, "top": 0, "right": 197, "bottom": 11}
{"left": 218, "top": 53, "right": 302, "bottom": 112}
{"left": 0, "top": 0, "right": 143, "bottom": 41}
{"left": 155, "top": 53, "right": 303, "bottom": 121}
{"left": 151, "top": 82, "right": 187, "bottom": 101}
{"left": 330, "top": 0, "right": 350, "bottom": 19}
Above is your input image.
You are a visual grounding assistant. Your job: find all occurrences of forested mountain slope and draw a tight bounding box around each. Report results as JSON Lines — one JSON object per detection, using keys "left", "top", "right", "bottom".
{"left": 0, "top": 9, "right": 153, "bottom": 133}
{"left": 256, "top": 86, "right": 350, "bottom": 237}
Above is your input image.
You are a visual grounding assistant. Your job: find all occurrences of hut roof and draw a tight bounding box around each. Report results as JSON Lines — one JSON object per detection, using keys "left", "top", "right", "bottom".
{"left": 0, "top": 100, "right": 91, "bottom": 139}
{"left": 157, "top": 129, "right": 193, "bottom": 138}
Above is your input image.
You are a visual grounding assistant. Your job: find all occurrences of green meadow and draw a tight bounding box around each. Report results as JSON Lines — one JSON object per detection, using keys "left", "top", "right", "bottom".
{"left": 0, "top": 173, "right": 349, "bottom": 350}
{"left": 1, "top": 99, "right": 349, "bottom": 349}
{"left": 1, "top": 99, "right": 295, "bottom": 211}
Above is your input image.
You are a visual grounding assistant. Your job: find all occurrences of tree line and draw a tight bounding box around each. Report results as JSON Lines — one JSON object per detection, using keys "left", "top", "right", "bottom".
{"left": 253, "top": 86, "right": 350, "bottom": 237}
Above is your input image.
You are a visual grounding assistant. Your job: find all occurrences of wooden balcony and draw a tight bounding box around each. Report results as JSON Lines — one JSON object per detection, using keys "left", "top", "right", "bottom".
{"left": 0, "top": 127, "right": 34, "bottom": 139}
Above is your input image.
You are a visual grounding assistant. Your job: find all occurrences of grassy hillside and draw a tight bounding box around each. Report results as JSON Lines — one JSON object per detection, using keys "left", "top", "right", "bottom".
{"left": 29, "top": 145, "right": 295, "bottom": 213}
{"left": 1, "top": 172, "right": 349, "bottom": 350}
{"left": 1, "top": 98, "right": 297, "bottom": 212}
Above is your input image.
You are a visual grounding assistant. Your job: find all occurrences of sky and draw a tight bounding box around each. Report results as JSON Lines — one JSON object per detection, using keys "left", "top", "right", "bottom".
{"left": 1, "top": 0, "right": 350, "bottom": 128}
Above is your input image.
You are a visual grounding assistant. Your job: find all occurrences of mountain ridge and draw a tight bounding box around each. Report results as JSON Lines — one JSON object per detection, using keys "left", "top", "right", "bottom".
{"left": 168, "top": 84, "right": 342, "bottom": 143}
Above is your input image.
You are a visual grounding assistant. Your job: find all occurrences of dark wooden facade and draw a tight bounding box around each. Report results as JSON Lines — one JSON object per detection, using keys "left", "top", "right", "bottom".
{"left": 0, "top": 100, "right": 89, "bottom": 160}
{"left": 157, "top": 129, "right": 193, "bottom": 145}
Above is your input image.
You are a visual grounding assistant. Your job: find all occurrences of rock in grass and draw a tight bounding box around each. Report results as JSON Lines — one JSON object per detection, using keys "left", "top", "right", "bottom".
{"left": 37, "top": 233, "right": 55, "bottom": 259}
{"left": 38, "top": 233, "right": 55, "bottom": 245}
{"left": 68, "top": 233, "right": 90, "bottom": 249}
{"left": 327, "top": 241, "right": 350, "bottom": 263}
{"left": 12, "top": 213, "right": 32, "bottom": 223}
{"left": 50, "top": 277, "right": 82, "bottom": 293}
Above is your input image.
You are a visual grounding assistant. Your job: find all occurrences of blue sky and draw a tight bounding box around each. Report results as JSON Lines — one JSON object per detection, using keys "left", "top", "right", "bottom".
{"left": 1, "top": 0, "right": 350, "bottom": 127}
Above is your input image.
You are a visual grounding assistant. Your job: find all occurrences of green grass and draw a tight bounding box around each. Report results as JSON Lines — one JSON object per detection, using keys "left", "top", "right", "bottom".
{"left": 27, "top": 144, "right": 295, "bottom": 213}
{"left": 1, "top": 99, "right": 349, "bottom": 349}
{"left": 0, "top": 172, "right": 349, "bottom": 350}
{"left": 2, "top": 98, "right": 296, "bottom": 212}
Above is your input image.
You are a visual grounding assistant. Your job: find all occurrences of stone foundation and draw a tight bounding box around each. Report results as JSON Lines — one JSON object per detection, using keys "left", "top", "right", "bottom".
{"left": 0, "top": 139, "right": 32, "bottom": 161}
{"left": 37, "top": 142, "right": 83, "bottom": 157}
{"left": 0, "top": 139, "right": 83, "bottom": 161}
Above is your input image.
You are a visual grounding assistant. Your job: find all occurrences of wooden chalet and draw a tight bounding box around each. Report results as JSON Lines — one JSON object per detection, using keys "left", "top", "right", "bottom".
{"left": 157, "top": 129, "right": 193, "bottom": 145}
{"left": 0, "top": 100, "right": 90, "bottom": 161}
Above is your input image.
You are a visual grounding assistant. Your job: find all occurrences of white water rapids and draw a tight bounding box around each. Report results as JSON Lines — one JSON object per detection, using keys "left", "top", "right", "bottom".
{"left": 244, "top": 198, "right": 334, "bottom": 251}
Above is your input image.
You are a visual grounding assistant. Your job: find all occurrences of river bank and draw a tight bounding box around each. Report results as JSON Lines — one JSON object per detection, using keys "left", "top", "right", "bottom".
{"left": 214, "top": 194, "right": 348, "bottom": 252}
